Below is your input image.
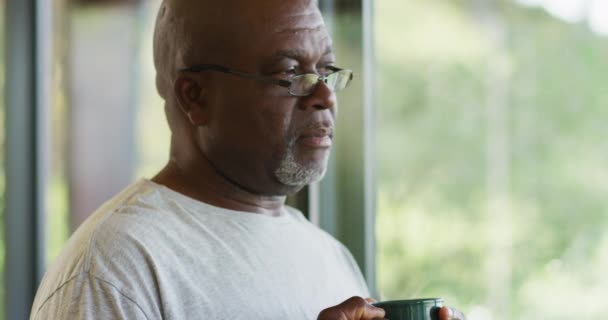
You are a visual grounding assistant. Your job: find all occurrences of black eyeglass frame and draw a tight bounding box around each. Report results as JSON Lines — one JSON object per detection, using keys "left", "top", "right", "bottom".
{"left": 179, "top": 64, "right": 354, "bottom": 97}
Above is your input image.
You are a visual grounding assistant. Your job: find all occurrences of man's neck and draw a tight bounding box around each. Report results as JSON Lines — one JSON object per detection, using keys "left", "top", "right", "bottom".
{"left": 151, "top": 160, "right": 287, "bottom": 217}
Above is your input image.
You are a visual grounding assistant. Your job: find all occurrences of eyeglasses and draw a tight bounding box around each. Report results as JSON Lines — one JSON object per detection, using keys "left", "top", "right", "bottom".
{"left": 179, "top": 64, "right": 353, "bottom": 97}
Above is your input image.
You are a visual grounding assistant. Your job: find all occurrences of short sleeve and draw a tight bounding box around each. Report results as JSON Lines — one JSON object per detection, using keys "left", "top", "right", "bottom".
{"left": 30, "top": 272, "right": 151, "bottom": 320}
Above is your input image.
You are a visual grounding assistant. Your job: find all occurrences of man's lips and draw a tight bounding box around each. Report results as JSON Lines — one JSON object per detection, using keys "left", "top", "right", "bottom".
{"left": 297, "top": 127, "right": 333, "bottom": 148}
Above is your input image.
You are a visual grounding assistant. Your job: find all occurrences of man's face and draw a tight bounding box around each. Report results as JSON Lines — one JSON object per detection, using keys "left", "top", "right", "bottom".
{"left": 195, "top": 1, "right": 337, "bottom": 196}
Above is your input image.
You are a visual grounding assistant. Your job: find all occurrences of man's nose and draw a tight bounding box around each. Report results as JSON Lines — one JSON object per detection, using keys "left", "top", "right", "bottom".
{"left": 298, "top": 81, "right": 337, "bottom": 111}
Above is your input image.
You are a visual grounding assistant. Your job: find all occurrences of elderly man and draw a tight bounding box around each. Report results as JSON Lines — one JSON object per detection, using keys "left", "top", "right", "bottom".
{"left": 30, "top": 0, "right": 465, "bottom": 319}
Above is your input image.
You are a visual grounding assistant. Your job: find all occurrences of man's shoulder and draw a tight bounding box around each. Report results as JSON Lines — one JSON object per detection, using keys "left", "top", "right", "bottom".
{"left": 68, "top": 180, "right": 171, "bottom": 257}
{"left": 69, "top": 180, "right": 184, "bottom": 273}
{"left": 31, "top": 180, "right": 172, "bottom": 318}
{"left": 36, "top": 181, "right": 180, "bottom": 288}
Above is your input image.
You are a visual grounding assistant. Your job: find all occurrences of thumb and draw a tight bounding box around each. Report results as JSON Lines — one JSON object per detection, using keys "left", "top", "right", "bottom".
{"left": 439, "top": 306, "right": 466, "bottom": 320}
{"left": 365, "top": 298, "right": 377, "bottom": 304}
{"left": 439, "top": 306, "right": 453, "bottom": 320}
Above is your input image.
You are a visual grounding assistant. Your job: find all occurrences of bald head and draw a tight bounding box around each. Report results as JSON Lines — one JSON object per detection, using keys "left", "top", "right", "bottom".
{"left": 153, "top": 0, "right": 324, "bottom": 100}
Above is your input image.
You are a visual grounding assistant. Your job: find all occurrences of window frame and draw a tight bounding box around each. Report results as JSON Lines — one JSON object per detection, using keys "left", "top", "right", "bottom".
{"left": 5, "top": 0, "right": 53, "bottom": 318}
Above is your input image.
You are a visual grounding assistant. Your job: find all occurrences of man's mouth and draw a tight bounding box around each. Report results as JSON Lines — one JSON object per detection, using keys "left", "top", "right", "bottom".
{"left": 297, "top": 127, "right": 333, "bottom": 148}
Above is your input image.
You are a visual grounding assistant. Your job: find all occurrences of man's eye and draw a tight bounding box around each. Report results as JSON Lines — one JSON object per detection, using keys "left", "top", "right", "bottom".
{"left": 318, "top": 66, "right": 336, "bottom": 75}
{"left": 283, "top": 67, "right": 298, "bottom": 75}
{"left": 274, "top": 67, "right": 297, "bottom": 76}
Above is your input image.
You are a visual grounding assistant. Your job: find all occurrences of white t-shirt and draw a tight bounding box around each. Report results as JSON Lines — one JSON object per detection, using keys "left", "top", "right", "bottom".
{"left": 30, "top": 179, "right": 369, "bottom": 319}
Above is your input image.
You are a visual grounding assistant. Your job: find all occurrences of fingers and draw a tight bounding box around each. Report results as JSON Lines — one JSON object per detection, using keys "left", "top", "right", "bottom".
{"left": 439, "top": 306, "right": 467, "bottom": 320}
{"left": 317, "top": 296, "right": 386, "bottom": 320}
{"left": 365, "top": 298, "right": 385, "bottom": 320}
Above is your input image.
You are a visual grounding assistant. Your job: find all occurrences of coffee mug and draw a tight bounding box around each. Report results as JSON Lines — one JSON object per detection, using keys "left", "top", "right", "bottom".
{"left": 373, "top": 298, "right": 443, "bottom": 320}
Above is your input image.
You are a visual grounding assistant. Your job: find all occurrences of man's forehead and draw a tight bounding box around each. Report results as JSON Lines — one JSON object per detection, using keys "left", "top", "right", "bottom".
{"left": 262, "top": 23, "right": 334, "bottom": 63}
{"left": 242, "top": 1, "right": 326, "bottom": 34}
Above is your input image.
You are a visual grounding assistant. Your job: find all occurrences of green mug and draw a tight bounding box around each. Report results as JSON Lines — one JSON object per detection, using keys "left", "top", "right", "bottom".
{"left": 373, "top": 298, "right": 443, "bottom": 320}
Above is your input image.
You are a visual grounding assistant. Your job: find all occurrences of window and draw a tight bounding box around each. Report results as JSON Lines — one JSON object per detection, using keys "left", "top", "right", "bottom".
{"left": 3, "top": 0, "right": 167, "bottom": 318}
{"left": 375, "top": 1, "right": 608, "bottom": 319}
{"left": 47, "top": 0, "right": 70, "bottom": 266}
{"left": 0, "top": 0, "right": 6, "bottom": 317}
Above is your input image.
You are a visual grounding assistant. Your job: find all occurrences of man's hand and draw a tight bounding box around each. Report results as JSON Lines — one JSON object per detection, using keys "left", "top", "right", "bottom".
{"left": 439, "top": 306, "right": 467, "bottom": 320}
{"left": 317, "top": 296, "right": 386, "bottom": 320}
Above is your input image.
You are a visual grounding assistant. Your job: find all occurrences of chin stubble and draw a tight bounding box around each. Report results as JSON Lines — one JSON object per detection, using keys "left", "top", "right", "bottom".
{"left": 274, "top": 141, "right": 329, "bottom": 187}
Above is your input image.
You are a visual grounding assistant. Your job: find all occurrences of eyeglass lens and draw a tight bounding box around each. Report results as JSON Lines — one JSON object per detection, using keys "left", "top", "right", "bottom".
{"left": 289, "top": 70, "right": 352, "bottom": 96}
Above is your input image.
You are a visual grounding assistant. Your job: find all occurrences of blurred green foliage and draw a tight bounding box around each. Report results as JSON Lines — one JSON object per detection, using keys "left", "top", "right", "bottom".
{"left": 375, "top": 0, "right": 608, "bottom": 319}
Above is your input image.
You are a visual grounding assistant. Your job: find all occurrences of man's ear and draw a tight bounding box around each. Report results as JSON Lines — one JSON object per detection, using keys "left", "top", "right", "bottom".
{"left": 174, "top": 76, "right": 208, "bottom": 126}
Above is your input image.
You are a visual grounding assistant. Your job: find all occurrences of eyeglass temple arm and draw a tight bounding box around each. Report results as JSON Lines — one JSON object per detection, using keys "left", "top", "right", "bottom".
{"left": 180, "top": 64, "right": 292, "bottom": 88}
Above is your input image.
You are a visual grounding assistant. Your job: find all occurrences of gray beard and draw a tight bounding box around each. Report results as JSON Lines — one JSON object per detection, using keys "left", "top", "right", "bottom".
{"left": 274, "top": 145, "right": 329, "bottom": 187}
